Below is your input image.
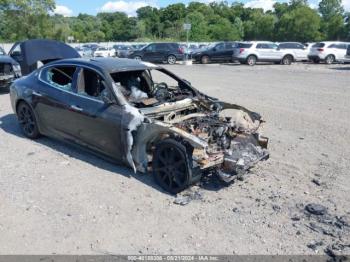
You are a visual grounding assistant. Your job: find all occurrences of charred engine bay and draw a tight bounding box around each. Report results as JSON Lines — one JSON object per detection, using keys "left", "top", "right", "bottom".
{"left": 132, "top": 84, "right": 269, "bottom": 183}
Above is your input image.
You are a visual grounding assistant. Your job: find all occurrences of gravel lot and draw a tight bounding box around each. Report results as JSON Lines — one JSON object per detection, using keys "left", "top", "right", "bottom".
{"left": 0, "top": 63, "right": 349, "bottom": 255}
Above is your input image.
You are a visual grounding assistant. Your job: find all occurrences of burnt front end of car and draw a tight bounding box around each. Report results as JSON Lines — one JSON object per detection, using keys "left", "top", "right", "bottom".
{"left": 134, "top": 96, "right": 269, "bottom": 185}
{"left": 171, "top": 109, "right": 269, "bottom": 183}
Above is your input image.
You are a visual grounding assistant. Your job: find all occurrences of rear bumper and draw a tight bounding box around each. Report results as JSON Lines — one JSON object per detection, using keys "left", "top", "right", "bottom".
{"left": 233, "top": 55, "right": 247, "bottom": 61}
{"left": 308, "top": 55, "right": 324, "bottom": 61}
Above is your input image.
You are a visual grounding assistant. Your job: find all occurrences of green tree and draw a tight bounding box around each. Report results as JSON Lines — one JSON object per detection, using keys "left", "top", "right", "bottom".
{"left": 275, "top": 5, "right": 321, "bottom": 42}
{"left": 0, "top": 0, "right": 55, "bottom": 41}
{"left": 208, "top": 16, "right": 242, "bottom": 41}
{"left": 187, "top": 11, "right": 209, "bottom": 41}
{"left": 318, "top": 0, "right": 345, "bottom": 40}
{"left": 243, "top": 9, "right": 275, "bottom": 40}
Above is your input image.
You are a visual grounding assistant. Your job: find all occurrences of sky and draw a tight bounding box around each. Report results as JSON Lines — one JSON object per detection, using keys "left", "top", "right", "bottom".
{"left": 54, "top": 0, "right": 350, "bottom": 17}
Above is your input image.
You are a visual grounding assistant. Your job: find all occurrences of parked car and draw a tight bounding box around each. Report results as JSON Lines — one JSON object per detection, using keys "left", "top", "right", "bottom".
{"left": 114, "top": 45, "right": 134, "bottom": 58}
{"left": 93, "top": 47, "right": 116, "bottom": 57}
{"left": 9, "top": 42, "right": 268, "bottom": 194}
{"left": 308, "top": 42, "right": 349, "bottom": 64}
{"left": 192, "top": 42, "right": 238, "bottom": 64}
{"left": 131, "top": 44, "right": 146, "bottom": 50}
{"left": 128, "top": 43, "right": 185, "bottom": 64}
{"left": 82, "top": 44, "right": 100, "bottom": 51}
{"left": 343, "top": 45, "right": 350, "bottom": 63}
{"left": 233, "top": 41, "right": 296, "bottom": 66}
{"left": 0, "top": 47, "right": 21, "bottom": 90}
{"left": 278, "top": 42, "right": 309, "bottom": 61}
{"left": 75, "top": 47, "right": 93, "bottom": 57}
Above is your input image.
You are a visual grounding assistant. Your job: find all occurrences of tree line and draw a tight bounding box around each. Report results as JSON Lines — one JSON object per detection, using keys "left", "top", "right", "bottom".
{"left": 0, "top": 0, "right": 349, "bottom": 43}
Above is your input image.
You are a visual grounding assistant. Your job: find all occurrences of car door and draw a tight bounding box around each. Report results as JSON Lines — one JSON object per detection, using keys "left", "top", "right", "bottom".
{"left": 221, "top": 42, "right": 235, "bottom": 61}
{"left": 211, "top": 43, "right": 226, "bottom": 61}
{"left": 256, "top": 43, "right": 273, "bottom": 60}
{"left": 67, "top": 67, "right": 124, "bottom": 160}
{"left": 292, "top": 43, "right": 307, "bottom": 60}
{"left": 142, "top": 44, "right": 159, "bottom": 62}
{"left": 335, "top": 44, "right": 347, "bottom": 60}
{"left": 35, "top": 65, "right": 82, "bottom": 137}
{"left": 9, "top": 42, "right": 31, "bottom": 75}
{"left": 154, "top": 43, "right": 169, "bottom": 61}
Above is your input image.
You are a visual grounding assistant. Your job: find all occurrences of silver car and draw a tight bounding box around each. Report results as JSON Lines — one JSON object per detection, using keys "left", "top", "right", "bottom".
{"left": 233, "top": 41, "right": 297, "bottom": 66}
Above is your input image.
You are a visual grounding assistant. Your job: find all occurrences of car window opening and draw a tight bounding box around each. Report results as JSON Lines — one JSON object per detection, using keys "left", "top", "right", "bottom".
{"left": 46, "top": 66, "right": 75, "bottom": 91}
{"left": 110, "top": 69, "right": 193, "bottom": 108}
{"left": 77, "top": 68, "right": 106, "bottom": 99}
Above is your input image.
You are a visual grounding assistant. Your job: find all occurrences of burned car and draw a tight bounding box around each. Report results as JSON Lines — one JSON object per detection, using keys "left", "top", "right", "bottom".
{"left": 10, "top": 57, "right": 268, "bottom": 193}
{"left": 0, "top": 47, "right": 21, "bottom": 90}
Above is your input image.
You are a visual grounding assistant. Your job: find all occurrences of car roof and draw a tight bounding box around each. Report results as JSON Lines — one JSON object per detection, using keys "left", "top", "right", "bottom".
{"left": 49, "top": 57, "right": 160, "bottom": 73}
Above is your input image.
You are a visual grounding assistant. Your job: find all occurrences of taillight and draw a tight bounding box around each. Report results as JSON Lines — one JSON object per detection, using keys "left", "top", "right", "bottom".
{"left": 179, "top": 47, "right": 184, "bottom": 54}
{"left": 317, "top": 48, "right": 324, "bottom": 52}
{"left": 239, "top": 48, "right": 245, "bottom": 54}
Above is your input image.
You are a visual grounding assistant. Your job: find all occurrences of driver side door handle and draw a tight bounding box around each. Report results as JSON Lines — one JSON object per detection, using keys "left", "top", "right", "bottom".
{"left": 70, "top": 105, "right": 83, "bottom": 112}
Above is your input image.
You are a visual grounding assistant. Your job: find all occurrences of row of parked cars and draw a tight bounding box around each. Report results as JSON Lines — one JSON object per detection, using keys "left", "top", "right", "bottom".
{"left": 75, "top": 43, "right": 147, "bottom": 58}
{"left": 82, "top": 41, "right": 350, "bottom": 66}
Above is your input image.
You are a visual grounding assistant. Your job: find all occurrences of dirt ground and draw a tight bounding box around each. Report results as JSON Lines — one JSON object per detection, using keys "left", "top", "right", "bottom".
{"left": 0, "top": 63, "right": 349, "bottom": 256}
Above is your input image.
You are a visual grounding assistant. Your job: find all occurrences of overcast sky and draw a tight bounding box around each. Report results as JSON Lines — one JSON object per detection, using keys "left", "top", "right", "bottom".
{"left": 53, "top": 0, "right": 350, "bottom": 17}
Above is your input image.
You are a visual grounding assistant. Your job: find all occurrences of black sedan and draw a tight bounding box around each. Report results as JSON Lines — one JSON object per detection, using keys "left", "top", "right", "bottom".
{"left": 10, "top": 57, "right": 268, "bottom": 194}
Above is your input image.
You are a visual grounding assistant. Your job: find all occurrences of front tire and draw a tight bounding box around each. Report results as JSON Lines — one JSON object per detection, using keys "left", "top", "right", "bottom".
{"left": 17, "top": 102, "right": 40, "bottom": 139}
{"left": 167, "top": 55, "right": 177, "bottom": 65}
{"left": 152, "top": 139, "right": 193, "bottom": 194}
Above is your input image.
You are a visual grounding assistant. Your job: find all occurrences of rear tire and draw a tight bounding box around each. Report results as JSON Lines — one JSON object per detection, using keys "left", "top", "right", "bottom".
{"left": 152, "top": 139, "right": 195, "bottom": 194}
{"left": 246, "top": 55, "right": 257, "bottom": 66}
{"left": 17, "top": 102, "right": 40, "bottom": 139}
{"left": 325, "top": 55, "right": 335, "bottom": 65}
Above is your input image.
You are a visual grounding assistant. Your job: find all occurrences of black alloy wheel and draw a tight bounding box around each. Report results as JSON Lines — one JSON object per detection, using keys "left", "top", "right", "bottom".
{"left": 17, "top": 102, "right": 40, "bottom": 139}
{"left": 153, "top": 139, "right": 192, "bottom": 194}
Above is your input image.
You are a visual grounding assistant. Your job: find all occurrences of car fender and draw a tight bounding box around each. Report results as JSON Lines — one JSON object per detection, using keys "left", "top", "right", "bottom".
{"left": 132, "top": 120, "right": 209, "bottom": 173}
{"left": 248, "top": 52, "right": 259, "bottom": 60}
{"left": 283, "top": 52, "right": 295, "bottom": 61}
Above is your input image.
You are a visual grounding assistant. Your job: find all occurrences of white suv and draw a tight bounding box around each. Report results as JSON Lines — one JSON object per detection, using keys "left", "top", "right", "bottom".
{"left": 308, "top": 42, "right": 349, "bottom": 64}
{"left": 93, "top": 47, "right": 116, "bottom": 58}
{"left": 233, "top": 41, "right": 297, "bottom": 66}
